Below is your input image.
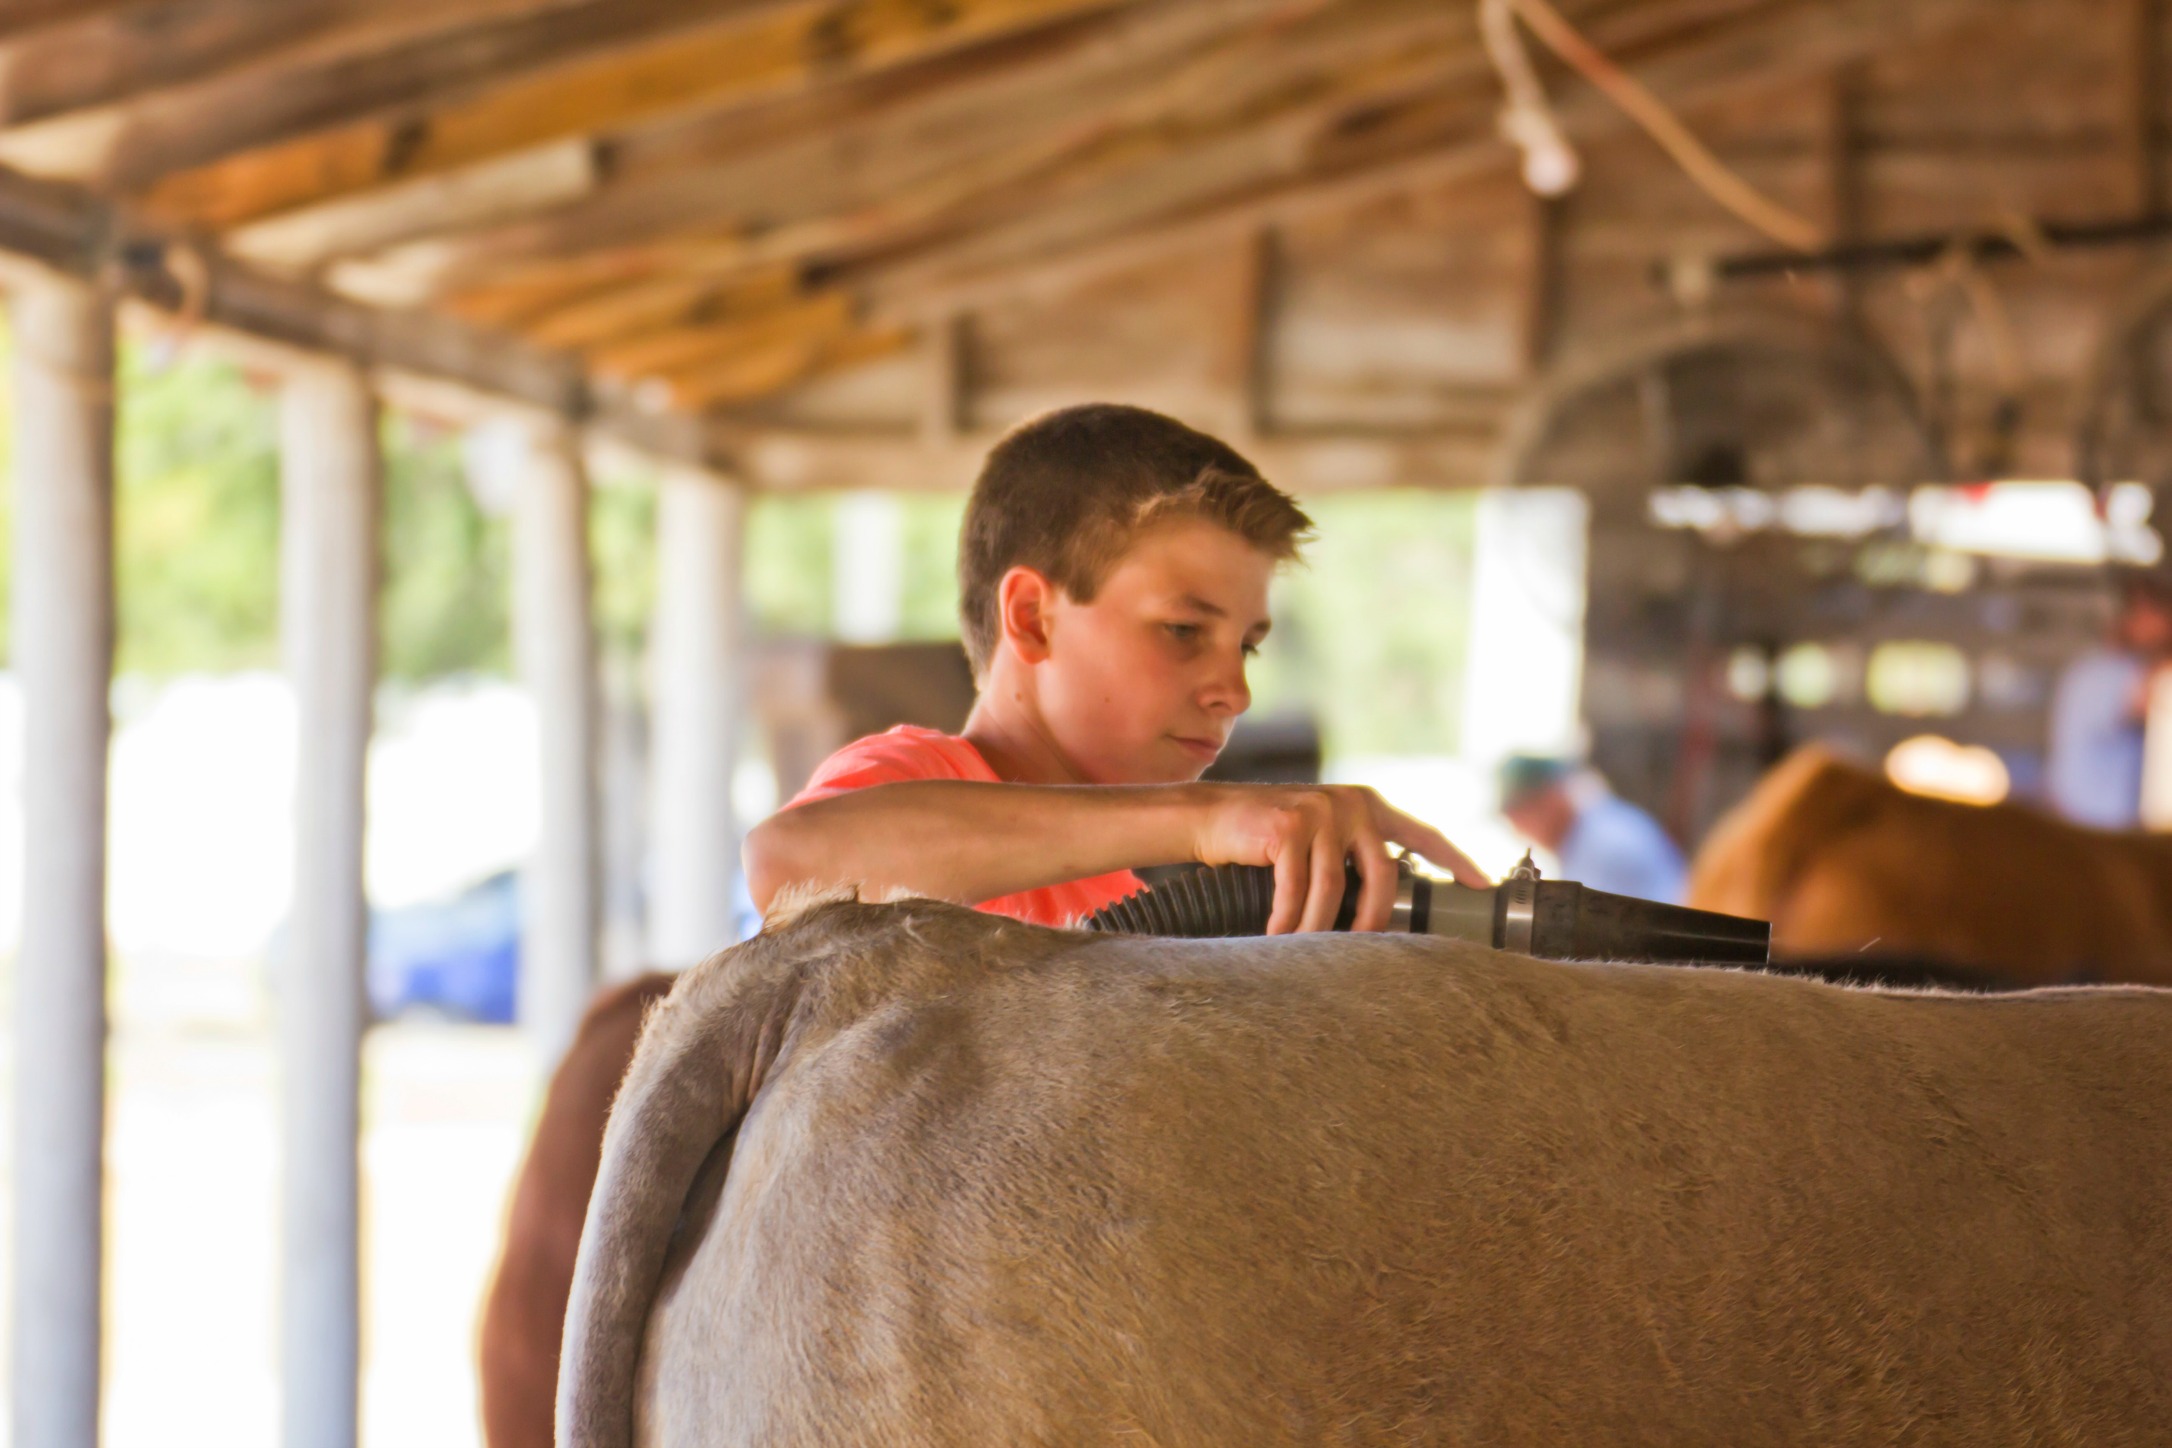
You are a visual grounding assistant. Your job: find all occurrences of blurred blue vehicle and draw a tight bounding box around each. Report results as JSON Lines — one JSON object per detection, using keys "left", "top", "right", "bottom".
{"left": 368, "top": 869, "right": 521, "bottom": 1024}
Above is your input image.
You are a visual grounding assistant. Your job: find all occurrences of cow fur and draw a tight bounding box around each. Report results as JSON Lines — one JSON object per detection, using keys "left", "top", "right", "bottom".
{"left": 560, "top": 892, "right": 2172, "bottom": 1447}
{"left": 1689, "top": 744, "right": 2172, "bottom": 987}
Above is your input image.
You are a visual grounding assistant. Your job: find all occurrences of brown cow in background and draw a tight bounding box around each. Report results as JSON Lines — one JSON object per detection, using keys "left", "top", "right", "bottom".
{"left": 1689, "top": 744, "right": 2172, "bottom": 987}
{"left": 478, "top": 972, "right": 675, "bottom": 1448}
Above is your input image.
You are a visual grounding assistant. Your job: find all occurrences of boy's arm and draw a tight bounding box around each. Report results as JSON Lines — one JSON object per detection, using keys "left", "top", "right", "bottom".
{"left": 743, "top": 778, "right": 1486, "bottom": 933}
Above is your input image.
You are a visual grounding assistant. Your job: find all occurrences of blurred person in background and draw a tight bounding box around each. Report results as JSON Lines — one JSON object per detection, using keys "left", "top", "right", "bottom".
{"left": 2046, "top": 570, "right": 2172, "bottom": 830}
{"left": 1497, "top": 753, "right": 1686, "bottom": 904}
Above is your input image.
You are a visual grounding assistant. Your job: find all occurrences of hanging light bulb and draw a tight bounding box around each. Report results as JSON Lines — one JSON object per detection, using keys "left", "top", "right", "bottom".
{"left": 1479, "top": 0, "right": 1582, "bottom": 199}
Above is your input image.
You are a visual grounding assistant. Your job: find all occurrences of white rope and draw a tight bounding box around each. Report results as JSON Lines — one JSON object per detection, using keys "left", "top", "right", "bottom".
{"left": 1487, "top": 0, "right": 1826, "bottom": 252}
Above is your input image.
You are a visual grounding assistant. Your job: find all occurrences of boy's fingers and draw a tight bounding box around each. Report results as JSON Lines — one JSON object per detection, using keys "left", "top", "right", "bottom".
{"left": 1384, "top": 811, "right": 1490, "bottom": 887}
{"left": 1349, "top": 831, "right": 1396, "bottom": 932}
{"left": 1298, "top": 828, "right": 1345, "bottom": 933}
{"left": 1266, "top": 836, "right": 1308, "bottom": 936}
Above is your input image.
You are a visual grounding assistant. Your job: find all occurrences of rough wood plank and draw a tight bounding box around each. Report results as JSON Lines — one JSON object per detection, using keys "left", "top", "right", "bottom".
{"left": 0, "top": 0, "right": 554, "bottom": 132}
{"left": 0, "top": 162, "right": 729, "bottom": 468}
{"left": 588, "top": 290, "right": 855, "bottom": 380}
{"left": 2126, "top": 0, "right": 2163, "bottom": 214}
{"left": 134, "top": 0, "right": 1126, "bottom": 225}
{"left": 922, "top": 311, "right": 968, "bottom": 442}
{"left": 288, "top": 0, "right": 1293, "bottom": 296}
{"left": 721, "top": 421, "right": 1502, "bottom": 491}
{"left": 0, "top": 0, "right": 145, "bottom": 43}
{"left": 667, "top": 323, "right": 911, "bottom": 410}
{"left": 851, "top": 0, "right": 2031, "bottom": 318}
{"left": 223, "top": 137, "right": 598, "bottom": 271}
{"left": 525, "top": 264, "right": 803, "bottom": 351}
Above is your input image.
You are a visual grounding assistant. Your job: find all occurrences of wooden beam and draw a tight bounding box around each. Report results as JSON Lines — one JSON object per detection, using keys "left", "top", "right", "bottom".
{"left": 0, "top": 0, "right": 553, "bottom": 133}
{"left": 0, "top": 162, "right": 734, "bottom": 469}
{"left": 523, "top": 263, "right": 802, "bottom": 352}
{"left": 1209, "top": 226, "right": 1276, "bottom": 442}
{"left": 1815, "top": 63, "right": 1864, "bottom": 319}
{"left": 0, "top": 0, "right": 142, "bottom": 43}
{"left": 221, "top": 137, "right": 600, "bottom": 273}
{"left": 2127, "top": 0, "right": 2164, "bottom": 216}
{"left": 1518, "top": 190, "right": 1565, "bottom": 378}
{"left": 660, "top": 322, "right": 911, "bottom": 410}
{"left": 922, "top": 311, "right": 969, "bottom": 443}
{"left": 86, "top": 0, "right": 774, "bottom": 192}
{"left": 587, "top": 290, "right": 855, "bottom": 380}
{"left": 853, "top": 0, "right": 2029, "bottom": 319}
{"left": 133, "top": 0, "right": 1128, "bottom": 226}
{"left": 233, "top": 0, "right": 1310, "bottom": 297}
{"left": 722, "top": 420, "right": 1504, "bottom": 493}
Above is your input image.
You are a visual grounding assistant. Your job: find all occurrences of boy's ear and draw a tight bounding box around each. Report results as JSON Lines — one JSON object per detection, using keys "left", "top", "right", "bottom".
{"left": 996, "top": 565, "right": 1057, "bottom": 665}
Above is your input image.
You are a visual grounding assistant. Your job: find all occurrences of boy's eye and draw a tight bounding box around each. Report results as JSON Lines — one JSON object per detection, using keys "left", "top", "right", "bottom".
{"left": 1164, "top": 623, "right": 1201, "bottom": 643}
{"left": 1241, "top": 641, "right": 1261, "bottom": 658}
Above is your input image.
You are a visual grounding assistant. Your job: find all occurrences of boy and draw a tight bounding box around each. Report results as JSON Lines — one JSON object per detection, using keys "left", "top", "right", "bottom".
{"left": 743, "top": 403, "right": 1485, "bottom": 935}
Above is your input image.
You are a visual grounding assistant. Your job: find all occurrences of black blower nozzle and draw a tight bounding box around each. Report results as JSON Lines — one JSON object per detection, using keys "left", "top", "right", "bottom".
{"left": 1081, "top": 853, "right": 1769, "bottom": 968}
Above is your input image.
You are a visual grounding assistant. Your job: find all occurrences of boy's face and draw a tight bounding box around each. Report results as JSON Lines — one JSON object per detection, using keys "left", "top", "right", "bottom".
{"left": 1033, "top": 518, "right": 1276, "bottom": 784}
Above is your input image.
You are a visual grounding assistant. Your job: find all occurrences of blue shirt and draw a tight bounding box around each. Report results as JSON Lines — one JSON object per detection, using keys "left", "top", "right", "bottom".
{"left": 2047, "top": 648, "right": 2145, "bottom": 830}
{"left": 1558, "top": 794, "right": 1687, "bottom": 904}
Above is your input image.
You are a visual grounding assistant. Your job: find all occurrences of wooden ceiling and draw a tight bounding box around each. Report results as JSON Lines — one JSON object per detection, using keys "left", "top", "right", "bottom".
{"left": 0, "top": 0, "right": 2020, "bottom": 439}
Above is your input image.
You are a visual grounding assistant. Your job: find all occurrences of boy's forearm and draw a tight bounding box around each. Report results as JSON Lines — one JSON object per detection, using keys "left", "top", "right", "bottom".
{"left": 744, "top": 780, "right": 1203, "bottom": 912}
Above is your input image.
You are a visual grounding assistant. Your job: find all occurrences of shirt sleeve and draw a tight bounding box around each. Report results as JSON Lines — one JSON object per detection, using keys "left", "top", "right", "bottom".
{"left": 783, "top": 729, "right": 975, "bottom": 810}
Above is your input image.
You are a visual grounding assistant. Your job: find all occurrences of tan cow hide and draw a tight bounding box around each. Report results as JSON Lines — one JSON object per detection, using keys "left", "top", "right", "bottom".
{"left": 560, "top": 893, "right": 2172, "bottom": 1447}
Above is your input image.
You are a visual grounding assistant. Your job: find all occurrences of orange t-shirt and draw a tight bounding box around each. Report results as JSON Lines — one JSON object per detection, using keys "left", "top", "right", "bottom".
{"left": 783, "top": 724, "right": 1144, "bottom": 928}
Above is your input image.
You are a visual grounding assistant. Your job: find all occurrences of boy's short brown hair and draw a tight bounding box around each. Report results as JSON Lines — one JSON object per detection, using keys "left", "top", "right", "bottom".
{"left": 957, "top": 403, "right": 1314, "bottom": 677}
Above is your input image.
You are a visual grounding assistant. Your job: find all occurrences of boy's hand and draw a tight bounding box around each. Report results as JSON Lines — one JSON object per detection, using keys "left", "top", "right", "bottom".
{"left": 1189, "top": 783, "right": 1490, "bottom": 935}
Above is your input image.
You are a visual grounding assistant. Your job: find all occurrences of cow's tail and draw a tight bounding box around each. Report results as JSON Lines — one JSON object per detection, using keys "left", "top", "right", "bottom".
{"left": 1686, "top": 744, "right": 1892, "bottom": 920}
{"left": 554, "top": 921, "right": 812, "bottom": 1448}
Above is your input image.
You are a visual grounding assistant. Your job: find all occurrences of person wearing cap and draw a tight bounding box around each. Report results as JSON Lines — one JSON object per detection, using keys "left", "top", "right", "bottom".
{"left": 2046, "top": 570, "right": 2172, "bottom": 830}
{"left": 1496, "top": 754, "right": 1687, "bottom": 904}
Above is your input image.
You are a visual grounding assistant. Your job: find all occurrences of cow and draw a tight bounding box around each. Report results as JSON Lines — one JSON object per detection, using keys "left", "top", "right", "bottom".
{"left": 1688, "top": 744, "right": 2172, "bottom": 988}
{"left": 480, "top": 933, "right": 2011, "bottom": 1448}
{"left": 559, "top": 887, "right": 2172, "bottom": 1448}
{"left": 479, "top": 971, "right": 676, "bottom": 1448}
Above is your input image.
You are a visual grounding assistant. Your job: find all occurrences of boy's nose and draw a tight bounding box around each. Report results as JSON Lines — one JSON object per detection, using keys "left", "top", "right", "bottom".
{"left": 1200, "top": 654, "right": 1251, "bottom": 715}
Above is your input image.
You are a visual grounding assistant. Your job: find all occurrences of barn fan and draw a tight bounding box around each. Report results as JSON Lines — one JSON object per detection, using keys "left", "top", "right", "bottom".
{"left": 1493, "top": 309, "right": 1944, "bottom": 847}
{"left": 2078, "top": 271, "right": 2172, "bottom": 519}
{"left": 1497, "top": 309, "right": 1943, "bottom": 496}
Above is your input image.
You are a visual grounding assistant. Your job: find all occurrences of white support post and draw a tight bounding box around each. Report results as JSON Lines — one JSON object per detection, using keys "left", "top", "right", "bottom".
{"left": 832, "top": 491, "right": 904, "bottom": 644}
{"left": 8, "top": 275, "right": 115, "bottom": 1448}
{"left": 512, "top": 416, "right": 600, "bottom": 1062}
{"left": 278, "top": 357, "right": 380, "bottom": 1448}
{"left": 647, "top": 468, "right": 748, "bottom": 968}
{"left": 1459, "top": 487, "right": 1591, "bottom": 769}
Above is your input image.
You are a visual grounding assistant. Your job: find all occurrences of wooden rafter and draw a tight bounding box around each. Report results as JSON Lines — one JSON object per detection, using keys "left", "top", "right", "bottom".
{"left": 293, "top": 0, "right": 1295, "bottom": 299}
{"left": 844, "top": 0, "right": 2033, "bottom": 317}
{"left": 132, "top": 0, "right": 1131, "bottom": 225}
{"left": 0, "top": 1, "right": 145, "bottom": 43}
{"left": 662, "top": 322, "right": 913, "bottom": 410}
{"left": 588, "top": 291, "right": 856, "bottom": 380}
{"left": 0, "top": 161, "right": 731, "bottom": 467}
{"left": 403, "top": 0, "right": 1464, "bottom": 346}
{"left": 0, "top": 0, "right": 558, "bottom": 132}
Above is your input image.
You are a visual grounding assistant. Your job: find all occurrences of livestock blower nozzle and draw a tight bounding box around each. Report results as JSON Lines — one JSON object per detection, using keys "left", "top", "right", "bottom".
{"left": 1080, "top": 851, "right": 1770, "bottom": 967}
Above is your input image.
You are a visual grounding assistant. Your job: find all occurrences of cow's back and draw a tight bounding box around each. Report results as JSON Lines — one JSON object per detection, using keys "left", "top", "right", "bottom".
{"left": 631, "top": 911, "right": 2172, "bottom": 1447}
